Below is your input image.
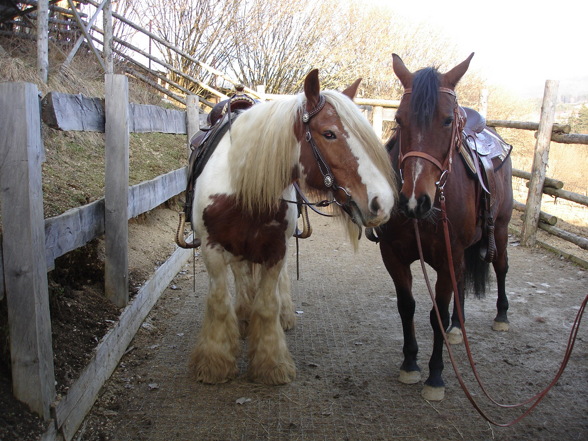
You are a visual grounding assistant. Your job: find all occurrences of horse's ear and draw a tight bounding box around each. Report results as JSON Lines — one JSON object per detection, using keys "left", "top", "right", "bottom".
{"left": 392, "top": 53, "right": 412, "bottom": 89}
{"left": 444, "top": 52, "right": 475, "bottom": 88}
{"left": 342, "top": 78, "right": 362, "bottom": 100}
{"left": 304, "top": 69, "right": 321, "bottom": 110}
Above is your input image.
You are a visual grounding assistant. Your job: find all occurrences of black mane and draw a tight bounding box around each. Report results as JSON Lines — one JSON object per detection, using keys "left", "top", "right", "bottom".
{"left": 410, "top": 67, "right": 440, "bottom": 129}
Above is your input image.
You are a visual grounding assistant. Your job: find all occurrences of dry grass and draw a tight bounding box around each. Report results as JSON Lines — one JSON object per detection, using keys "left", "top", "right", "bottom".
{"left": 1, "top": 38, "right": 187, "bottom": 217}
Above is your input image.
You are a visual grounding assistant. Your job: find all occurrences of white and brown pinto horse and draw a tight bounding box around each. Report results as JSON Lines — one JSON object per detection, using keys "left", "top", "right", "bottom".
{"left": 189, "top": 69, "right": 396, "bottom": 385}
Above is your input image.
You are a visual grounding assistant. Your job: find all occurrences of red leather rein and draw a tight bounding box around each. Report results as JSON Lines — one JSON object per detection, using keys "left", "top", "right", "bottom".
{"left": 412, "top": 135, "right": 587, "bottom": 426}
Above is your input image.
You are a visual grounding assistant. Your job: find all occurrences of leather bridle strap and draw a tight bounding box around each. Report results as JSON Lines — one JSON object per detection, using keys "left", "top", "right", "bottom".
{"left": 303, "top": 94, "right": 353, "bottom": 209}
{"left": 303, "top": 94, "right": 334, "bottom": 188}
{"left": 398, "top": 87, "right": 463, "bottom": 176}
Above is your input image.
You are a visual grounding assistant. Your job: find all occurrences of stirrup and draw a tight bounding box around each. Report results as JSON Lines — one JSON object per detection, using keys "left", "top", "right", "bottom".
{"left": 294, "top": 204, "right": 312, "bottom": 239}
{"left": 175, "top": 212, "right": 201, "bottom": 249}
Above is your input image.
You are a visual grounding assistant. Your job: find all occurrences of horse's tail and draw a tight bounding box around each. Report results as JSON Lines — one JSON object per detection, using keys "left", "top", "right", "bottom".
{"left": 463, "top": 242, "right": 490, "bottom": 299}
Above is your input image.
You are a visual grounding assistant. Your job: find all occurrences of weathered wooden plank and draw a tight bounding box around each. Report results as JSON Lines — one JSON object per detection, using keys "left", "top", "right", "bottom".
{"left": 104, "top": 74, "right": 130, "bottom": 307}
{"left": 0, "top": 82, "right": 55, "bottom": 419}
{"left": 550, "top": 132, "right": 588, "bottom": 145}
{"left": 130, "top": 103, "right": 186, "bottom": 134}
{"left": 512, "top": 168, "right": 564, "bottom": 189}
{"left": 128, "top": 168, "right": 187, "bottom": 219}
{"left": 539, "top": 224, "right": 588, "bottom": 250}
{"left": 186, "top": 95, "right": 200, "bottom": 156}
{"left": 30, "top": 167, "right": 186, "bottom": 275}
{"left": 513, "top": 200, "right": 558, "bottom": 226}
{"left": 521, "top": 80, "right": 558, "bottom": 247}
{"left": 41, "top": 91, "right": 190, "bottom": 134}
{"left": 487, "top": 119, "right": 571, "bottom": 134}
{"left": 542, "top": 187, "right": 588, "bottom": 207}
{"left": 41, "top": 91, "right": 105, "bottom": 132}
{"left": 44, "top": 199, "right": 105, "bottom": 270}
{"left": 53, "top": 241, "right": 193, "bottom": 441}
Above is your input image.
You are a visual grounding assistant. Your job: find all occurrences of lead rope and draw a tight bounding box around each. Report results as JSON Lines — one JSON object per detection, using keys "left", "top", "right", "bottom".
{"left": 414, "top": 186, "right": 588, "bottom": 426}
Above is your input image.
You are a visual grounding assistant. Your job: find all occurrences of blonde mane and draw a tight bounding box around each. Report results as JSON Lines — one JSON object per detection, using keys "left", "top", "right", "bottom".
{"left": 228, "top": 95, "right": 302, "bottom": 215}
{"left": 228, "top": 90, "right": 395, "bottom": 225}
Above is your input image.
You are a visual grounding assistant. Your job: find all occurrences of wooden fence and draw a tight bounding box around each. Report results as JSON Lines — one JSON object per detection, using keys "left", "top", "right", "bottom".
{"left": 0, "top": 76, "right": 204, "bottom": 440}
{"left": 2, "top": 1, "right": 588, "bottom": 438}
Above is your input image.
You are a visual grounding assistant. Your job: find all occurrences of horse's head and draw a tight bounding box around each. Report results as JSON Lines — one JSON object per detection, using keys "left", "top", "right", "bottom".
{"left": 392, "top": 53, "right": 474, "bottom": 219}
{"left": 297, "top": 69, "right": 396, "bottom": 236}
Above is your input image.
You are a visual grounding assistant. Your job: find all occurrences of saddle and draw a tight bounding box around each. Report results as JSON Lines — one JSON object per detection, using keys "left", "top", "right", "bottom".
{"left": 458, "top": 107, "right": 512, "bottom": 262}
{"left": 182, "top": 87, "right": 257, "bottom": 224}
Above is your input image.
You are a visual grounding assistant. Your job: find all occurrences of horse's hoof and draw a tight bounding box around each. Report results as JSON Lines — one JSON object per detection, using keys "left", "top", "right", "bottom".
{"left": 280, "top": 311, "right": 296, "bottom": 331}
{"left": 189, "top": 348, "right": 238, "bottom": 384}
{"left": 398, "top": 369, "right": 421, "bottom": 384}
{"left": 421, "top": 384, "right": 445, "bottom": 401}
{"left": 492, "top": 320, "right": 509, "bottom": 332}
{"left": 190, "top": 361, "right": 238, "bottom": 384}
{"left": 250, "top": 360, "right": 296, "bottom": 385}
{"left": 446, "top": 326, "right": 463, "bottom": 345}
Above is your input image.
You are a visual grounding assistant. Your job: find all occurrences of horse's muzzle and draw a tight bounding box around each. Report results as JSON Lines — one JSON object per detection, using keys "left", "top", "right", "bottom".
{"left": 398, "top": 192, "right": 432, "bottom": 219}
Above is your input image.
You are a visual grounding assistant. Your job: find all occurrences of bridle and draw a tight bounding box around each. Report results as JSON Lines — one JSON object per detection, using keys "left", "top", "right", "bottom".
{"left": 301, "top": 94, "right": 355, "bottom": 215}
{"left": 397, "top": 87, "right": 465, "bottom": 191}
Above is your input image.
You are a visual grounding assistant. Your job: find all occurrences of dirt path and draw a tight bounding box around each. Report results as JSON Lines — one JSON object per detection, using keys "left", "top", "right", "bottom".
{"left": 74, "top": 213, "right": 587, "bottom": 441}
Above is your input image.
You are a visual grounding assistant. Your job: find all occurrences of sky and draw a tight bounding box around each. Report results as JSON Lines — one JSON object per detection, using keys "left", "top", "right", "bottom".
{"left": 371, "top": 0, "right": 587, "bottom": 98}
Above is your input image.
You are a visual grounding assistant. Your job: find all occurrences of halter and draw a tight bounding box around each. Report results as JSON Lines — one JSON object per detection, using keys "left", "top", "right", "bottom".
{"left": 397, "top": 87, "right": 465, "bottom": 190}
{"left": 302, "top": 94, "right": 354, "bottom": 210}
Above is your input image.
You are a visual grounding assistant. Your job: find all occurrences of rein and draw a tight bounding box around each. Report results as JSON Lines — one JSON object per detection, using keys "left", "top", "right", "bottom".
{"left": 414, "top": 169, "right": 588, "bottom": 427}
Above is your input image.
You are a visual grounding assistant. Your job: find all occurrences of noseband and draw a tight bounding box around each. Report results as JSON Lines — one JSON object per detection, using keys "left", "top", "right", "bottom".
{"left": 397, "top": 87, "right": 465, "bottom": 189}
{"left": 302, "top": 95, "right": 354, "bottom": 210}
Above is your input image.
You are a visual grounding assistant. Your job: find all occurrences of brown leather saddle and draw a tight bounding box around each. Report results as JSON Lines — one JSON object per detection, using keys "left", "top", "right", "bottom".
{"left": 459, "top": 107, "right": 512, "bottom": 261}
{"left": 183, "top": 87, "right": 258, "bottom": 224}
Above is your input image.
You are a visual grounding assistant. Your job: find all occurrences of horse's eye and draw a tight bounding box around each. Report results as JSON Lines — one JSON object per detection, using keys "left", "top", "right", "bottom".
{"left": 323, "top": 130, "right": 336, "bottom": 140}
{"left": 443, "top": 117, "right": 453, "bottom": 127}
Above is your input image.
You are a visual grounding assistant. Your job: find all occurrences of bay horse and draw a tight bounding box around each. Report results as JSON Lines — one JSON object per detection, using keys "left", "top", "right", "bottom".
{"left": 189, "top": 69, "right": 396, "bottom": 385}
{"left": 372, "top": 54, "right": 513, "bottom": 400}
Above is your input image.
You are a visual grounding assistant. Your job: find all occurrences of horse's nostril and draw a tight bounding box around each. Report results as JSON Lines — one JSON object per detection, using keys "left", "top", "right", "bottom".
{"left": 417, "top": 194, "right": 431, "bottom": 216}
{"left": 370, "top": 196, "right": 381, "bottom": 214}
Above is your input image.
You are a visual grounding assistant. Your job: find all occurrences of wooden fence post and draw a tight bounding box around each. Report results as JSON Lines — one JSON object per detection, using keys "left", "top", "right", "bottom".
{"left": 186, "top": 95, "right": 200, "bottom": 158}
{"left": 372, "top": 105, "right": 383, "bottom": 140}
{"left": 103, "top": 0, "right": 114, "bottom": 74}
{"left": 104, "top": 74, "right": 129, "bottom": 307}
{"left": 521, "top": 80, "right": 559, "bottom": 247}
{"left": 0, "top": 82, "right": 55, "bottom": 419}
{"left": 478, "top": 89, "right": 488, "bottom": 118}
{"left": 37, "top": 0, "right": 48, "bottom": 83}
